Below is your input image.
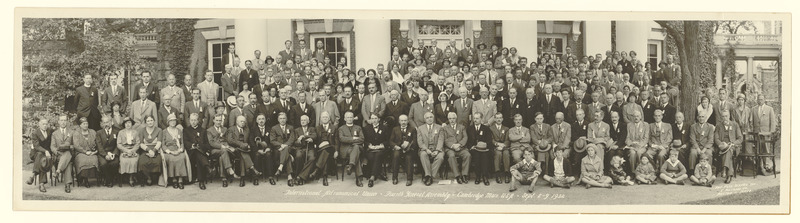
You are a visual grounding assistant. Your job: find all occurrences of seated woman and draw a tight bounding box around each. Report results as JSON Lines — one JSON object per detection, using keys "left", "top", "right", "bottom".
{"left": 581, "top": 144, "right": 613, "bottom": 189}
{"left": 137, "top": 115, "right": 163, "bottom": 187}
{"left": 659, "top": 149, "right": 688, "bottom": 185}
{"left": 543, "top": 148, "right": 575, "bottom": 189}
{"left": 608, "top": 155, "right": 634, "bottom": 186}
{"left": 118, "top": 117, "right": 140, "bottom": 187}
{"left": 72, "top": 117, "right": 100, "bottom": 188}
{"left": 363, "top": 114, "right": 390, "bottom": 188}
{"left": 508, "top": 150, "right": 542, "bottom": 193}
{"left": 162, "top": 114, "right": 190, "bottom": 189}
{"left": 689, "top": 154, "right": 715, "bottom": 187}
{"left": 634, "top": 155, "right": 657, "bottom": 185}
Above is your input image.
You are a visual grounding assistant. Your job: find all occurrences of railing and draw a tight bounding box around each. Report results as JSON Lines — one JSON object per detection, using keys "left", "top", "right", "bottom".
{"left": 135, "top": 32, "right": 158, "bottom": 42}
{"left": 715, "top": 34, "right": 781, "bottom": 46}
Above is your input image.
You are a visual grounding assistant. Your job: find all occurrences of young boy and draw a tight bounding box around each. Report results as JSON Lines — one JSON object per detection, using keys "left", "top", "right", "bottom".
{"left": 543, "top": 148, "right": 575, "bottom": 189}
{"left": 509, "top": 150, "right": 542, "bottom": 193}
{"left": 660, "top": 149, "right": 688, "bottom": 185}
{"left": 635, "top": 155, "right": 657, "bottom": 185}
{"left": 690, "top": 154, "right": 715, "bottom": 187}
{"left": 608, "top": 156, "right": 635, "bottom": 186}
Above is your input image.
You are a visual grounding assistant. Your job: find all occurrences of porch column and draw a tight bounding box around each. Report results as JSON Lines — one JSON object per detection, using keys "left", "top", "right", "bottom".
{"left": 354, "top": 20, "right": 391, "bottom": 70}
{"left": 266, "top": 19, "right": 292, "bottom": 56}
{"left": 746, "top": 56, "right": 754, "bottom": 82}
{"left": 584, "top": 21, "right": 612, "bottom": 57}
{"left": 234, "top": 19, "right": 268, "bottom": 63}
{"left": 502, "top": 20, "right": 538, "bottom": 62}
{"left": 716, "top": 56, "right": 723, "bottom": 88}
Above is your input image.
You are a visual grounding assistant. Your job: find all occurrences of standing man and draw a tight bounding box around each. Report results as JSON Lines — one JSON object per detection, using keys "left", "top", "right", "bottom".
{"left": 160, "top": 74, "right": 185, "bottom": 112}
{"left": 290, "top": 92, "right": 316, "bottom": 127}
{"left": 75, "top": 74, "right": 101, "bottom": 130}
{"left": 338, "top": 86, "right": 361, "bottom": 126}
{"left": 101, "top": 73, "right": 126, "bottom": 113}
{"left": 278, "top": 40, "right": 295, "bottom": 65}
{"left": 472, "top": 87, "right": 497, "bottom": 125}
{"left": 221, "top": 64, "right": 239, "bottom": 100}
{"left": 129, "top": 88, "right": 158, "bottom": 128}
{"left": 196, "top": 71, "right": 219, "bottom": 103}
{"left": 751, "top": 94, "right": 778, "bottom": 174}
{"left": 314, "top": 90, "right": 339, "bottom": 127}
{"left": 184, "top": 89, "right": 207, "bottom": 129}
{"left": 408, "top": 91, "right": 433, "bottom": 129}
{"left": 384, "top": 90, "right": 410, "bottom": 129}
{"left": 222, "top": 44, "right": 237, "bottom": 68}
{"left": 239, "top": 60, "right": 259, "bottom": 92}
{"left": 132, "top": 71, "right": 159, "bottom": 107}
{"left": 361, "top": 83, "right": 386, "bottom": 126}
{"left": 538, "top": 84, "right": 562, "bottom": 125}
{"left": 454, "top": 87, "right": 475, "bottom": 126}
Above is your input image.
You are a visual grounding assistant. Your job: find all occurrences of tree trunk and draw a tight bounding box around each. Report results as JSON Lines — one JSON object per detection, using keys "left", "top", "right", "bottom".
{"left": 680, "top": 21, "right": 702, "bottom": 125}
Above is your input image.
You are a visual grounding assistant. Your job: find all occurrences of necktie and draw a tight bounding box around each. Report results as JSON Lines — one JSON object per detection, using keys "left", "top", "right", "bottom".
{"left": 107, "top": 129, "right": 111, "bottom": 136}
{"left": 216, "top": 127, "right": 221, "bottom": 134}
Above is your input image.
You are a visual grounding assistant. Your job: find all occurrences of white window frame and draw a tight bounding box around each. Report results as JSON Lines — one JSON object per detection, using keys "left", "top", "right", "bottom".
{"left": 537, "top": 33, "right": 567, "bottom": 59}
{"left": 647, "top": 40, "right": 663, "bottom": 68}
{"left": 207, "top": 39, "right": 235, "bottom": 75}
{"left": 309, "top": 33, "right": 351, "bottom": 68}
{"left": 412, "top": 21, "right": 466, "bottom": 49}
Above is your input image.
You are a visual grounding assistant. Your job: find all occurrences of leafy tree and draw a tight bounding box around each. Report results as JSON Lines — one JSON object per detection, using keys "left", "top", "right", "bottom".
{"left": 714, "top": 20, "right": 758, "bottom": 34}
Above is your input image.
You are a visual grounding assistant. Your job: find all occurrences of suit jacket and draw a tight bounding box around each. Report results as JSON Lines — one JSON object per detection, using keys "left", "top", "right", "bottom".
{"left": 408, "top": 101, "right": 433, "bottom": 129}
{"left": 451, "top": 98, "right": 473, "bottom": 126}
{"left": 50, "top": 128, "right": 73, "bottom": 152}
{"left": 95, "top": 127, "right": 120, "bottom": 156}
{"left": 390, "top": 125, "right": 418, "bottom": 152}
{"left": 184, "top": 125, "right": 209, "bottom": 153}
{"left": 400, "top": 91, "right": 419, "bottom": 105}
{"left": 550, "top": 122, "right": 571, "bottom": 149}
{"left": 206, "top": 125, "right": 228, "bottom": 150}
{"left": 751, "top": 104, "right": 777, "bottom": 134}
{"left": 538, "top": 94, "right": 562, "bottom": 125}
{"left": 182, "top": 84, "right": 195, "bottom": 103}
{"left": 715, "top": 122, "right": 743, "bottom": 150}
{"left": 460, "top": 47, "right": 479, "bottom": 64}
{"left": 465, "top": 124, "right": 493, "bottom": 151}
{"left": 239, "top": 69, "right": 259, "bottom": 91}
{"left": 500, "top": 98, "right": 525, "bottom": 127}
{"left": 296, "top": 48, "right": 313, "bottom": 62}
{"left": 269, "top": 99, "right": 295, "bottom": 126}
{"left": 313, "top": 100, "right": 339, "bottom": 126}
{"left": 292, "top": 126, "right": 318, "bottom": 149}
{"left": 102, "top": 85, "right": 126, "bottom": 112}
{"left": 221, "top": 73, "right": 239, "bottom": 100}
{"left": 603, "top": 102, "right": 625, "bottom": 125}
{"left": 75, "top": 85, "right": 100, "bottom": 118}
{"left": 640, "top": 99, "right": 658, "bottom": 123}
{"left": 290, "top": 103, "right": 316, "bottom": 128}
{"left": 160, "top": 85, "right": 185, "bottom": 111}
{"left": 384, "top": 100, "right": 410, "bottom": 127}
{"left": 269, "top": 124, "right": 296, "bottom": 148}
{"left": 587, "top": 121, "right": 612, "bottom": 146}
{"left": 129, "top": 99, "right": 158, "bottom": 127}
{"left": 586, "top": 102, "right": 605, "bottom": 123}
{"left": 472, "top": 99, "right": 497, "bottom": 125}
{"left": 196, "top": 80, "right": 219, "bottom": 103}
{"left": 625, "top": 122, "right": 650, "bottom": 149}
{"left": 672, "top": 122, "right": 690, "bottom": 145}
{"left": 690, "top": 123, "right": 715, "bottom": 149}
{"left": 184, "top": 100, "right": 207, "bottom": 129}
{"left": 571, "top": 120, "right": 589, "bottom": 142}
{"left": 530, "top": 123, "right": 553, "bottom": 149}
{"left": 434, "top": 102, "right": 455, "bottom": 125}
{"left": 732, "top": 104, "right": 752, "bottom": 133}
{"left": 226, "top": 125, "right": 251, "bottom": 152}
{"left": 248, "top": 124, "right": 271, "bottom": 151}
{"left": 417, "top": 124, "right": 444, "bottom": 152}
{"left": 566, "top": 102, "right": 589, "bottom": 125}
{"left": 157, "top": 105, "right": 182, "bottom": 129}
{"left": 442, "top": 124, "right": 468, "bottom": 150}
{"left": 31, "top": 128, "right": 53, "bottom": 157}
{"left": 489, "top": 124, "right": 510, "bottom": 148}
{"left": 648, "top": 122, "right": 673, "bottom": 148}
{"left": 508, "top": 126, "right": 532, "bottom": 149}
{"left": 361, "top": 93, "right": 386, "bottom": 126}
{"left": 521, "top": 98, "right": 538, "bottom": 127}
{"left": 338, "top": 124, "right": 365, "bottom": 150}
{"left": 132, "top": 82, "right": 159, "bottom": 104}
{"left": 227, "top": 107, "right": 245, "bottom": 128}
{"left": 609, "top": 121, "right": 627, "bottom": 149}
{"left": 278, "top": 50, "right": 295, "bottom": 65}
{"left": 337, "top": 97, "right": 362, "bottom": 125}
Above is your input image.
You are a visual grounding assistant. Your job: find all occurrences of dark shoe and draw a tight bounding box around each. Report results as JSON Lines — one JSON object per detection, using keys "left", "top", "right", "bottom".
{"left": 39, "top": 184, "right": 47, "bottom": 193}
{"left": 464, "top": 175, "right": 470, "bottom": 182}
{"left": 496, "top": 174, "right": 502, "bottom": 184}
{"left": 85, "top": 179, "right": 91, "bottom": 188}
{"left": 379, "top": 175, "right": 388, "bottom": 181}
{"left": 222, "top": 179, "right": 229, "bottom": 188}
{"left": 392, "top": 178, "right": 399, "bottom": 185}
{"left": 26, "top": 176, "right": 34, "bottom": 185}
{"left": 527, "top": 189, "right": 533, "bottom": 193}
{"left": 509, "top": 187, "right": 517, "bottom": 192}
{"left": 199, "top": 182, "right": 206, "bottom": 190}
{"left": 504, "top": 173, "right": 511, "bottom": 183}
{"left": 239, "top": 178, "right": 245, "bottom": 187}
{"left": 550, "top": 182, "right": 554, "bottom": 188}
{"left": 475, "top": 177, "right": 481, "bottom": 185}
{"left": 368, "top": 179, "right": 374, "bottom": 187}
{"left": 356, "top": 178, "right": 363, "bottom": 187}
{"left": 65, "top": 184, "right": 71, "bottom": 193}
{"left": 178, "top": 182, "right": 184, "bottom": 190}
{"left": 483, "top": 177, "right": 490, "bottom": 186}
{"left": 424, "top": 176, "right": 432, "bottom": 186}
{"left": 323, "top": 177, "right": 329, "bottom": 186}
{"left": 725, "top": 176, "right": 732, "bottom": 184}
{"left": 346, "top": 164, "right": 353, "bottom": 175}
{"left": 456, "top": 176, "right": 464, "bottom": 184}
{"left": 287, "top": 179, "right": 294, "bottom": 187}
{"left": 406, "top": 180, "right": 412, "bottom": 186}
{"left": 269, "top": 177, "right": 276, "bottom": 185}
{"left": 254, "top": 177, "right": 260, "bottom": 186}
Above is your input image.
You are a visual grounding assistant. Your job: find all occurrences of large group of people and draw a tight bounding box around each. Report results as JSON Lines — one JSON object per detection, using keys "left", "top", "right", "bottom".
{"left": 27, "top": 37, "right": 779, "bottom": 195}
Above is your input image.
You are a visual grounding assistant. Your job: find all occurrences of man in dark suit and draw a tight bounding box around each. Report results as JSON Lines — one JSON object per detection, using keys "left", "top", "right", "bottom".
{"left": 270, "top": 88, "right": 295, "bottom": 126}
{"left": 400, "top": 85, "right": 419, "bottom": 105}
{"left": 657, "top": 92, "right": 677, "bottom": 124}
{"left": 132, "top": 71, "right": 159, "bottom": 107}
{"left": 289, "top": 92, "right": 316, "bottom": 127}
{"left": 182, "top": 75, "right": 196, "bottom": 105}
{"left": 95, "top": 116, "right": 119, "bottom": 188}
{"left": 521, "top": 88, "right": 538, "bottom": 127}
{"left": 639, "top": 90, "right": 657, "bottom": 123}
{"left": 338, "top": 86, "right": 362, "bottom": 126}
{"left": 565, "top": 90, "right": 589, "bottom": 125}
{"left": 672, "top": 112, "right": 691, "bottom": 164}
{"left": 291, "top": 115, "right": 317, "bottom": 185}
{"left": 278, "top": 40, "right": 295, "bottom": 65}
{"left": 384, "top": 90, "right": 410, "bottom": 129}
{"left": 184, "top": 89, "right": 208, "bottom": 129}
{"left": 607, "top": 111, "right": 627, "bottom": 173}
{"left": 206, "top": 114, "right": 238, "bottom": 187}
{"left": 221, "top": 44, "right": 237, "bottom": 68}
{"left": 242, "top": 94, "right": 261, "bottom": 128}
{"left": 239, "top": 60, "right": 260, "bottom": 92}
{"left": 249, "top": 114, "right": 275, "bottom": 185}
{"left": 221, "top": 65, "right": 239, "bottom": 100}
{"left": 500, "top": 88, "right": 525, "bottom": 127}
{"left": 603, "top": 92, "right": 626, "bottom": 125}
{"left": 26, "top": 118, "right": 52, "bottom": 192}
{"left": 460, "top": 38, "right": 478, "bottom": 64}
{"left": 75, "top": 74, "right": 101, "bottom": 130}
{"left": 400, "top": 39, "right": 416, "bottom": 61}
{"left": 226, "top": 115, "right": 261, "bottom": 187}
{"left": 183, "top": 113, "right": 210, "bottom": 189}
{"left": 466, "top": 112, "right": 494, "bottom": 185}
{"left": 101, "top": 73, "right": 127, "bottom": 113}
{"left": 389, "top": 115, "right": 417, "bottom": 186}
{"left": 538, "top": 84, "right": 562, "bottom": 125}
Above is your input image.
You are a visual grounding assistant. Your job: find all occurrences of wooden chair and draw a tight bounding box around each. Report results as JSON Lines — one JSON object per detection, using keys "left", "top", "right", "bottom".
{"left": 757, "top": 133, "right": 779, "bottom": 178}
{"left": 738, "top": 132, "right": 759, "bottom": 178}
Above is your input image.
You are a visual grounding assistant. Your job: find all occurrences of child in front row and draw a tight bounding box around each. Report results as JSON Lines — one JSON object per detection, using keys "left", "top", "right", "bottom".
{"left": 635, "top": 155, "right": 657, "bottom": 184}
{"left": 660, "top": 149, "right": 688, "bottom": 185}
{"left": 689, "top": 154, "right": 715, "bottom": 187}
{"left": 608, "top": 156, "right": 635, "bottom": 186}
